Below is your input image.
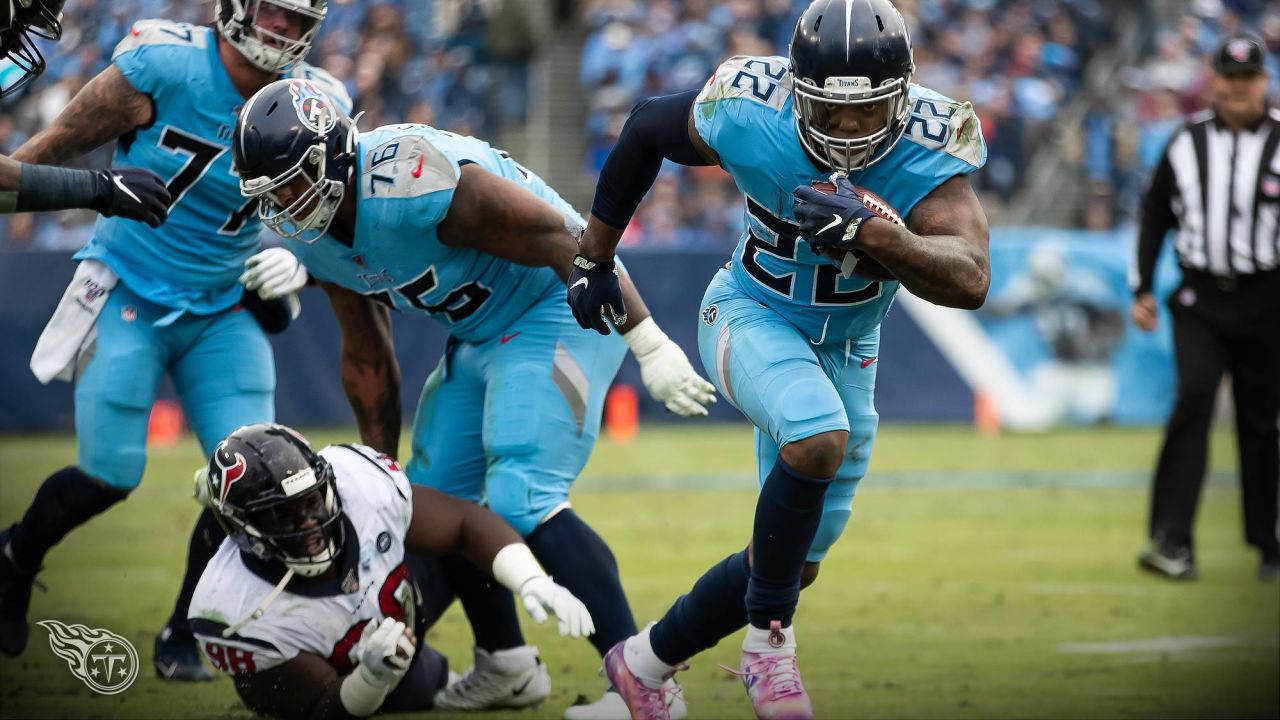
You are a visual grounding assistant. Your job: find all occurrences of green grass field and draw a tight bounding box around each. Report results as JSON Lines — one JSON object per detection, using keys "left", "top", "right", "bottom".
{"left": 1, "top": 425, "right": 1276, "bottom": 719}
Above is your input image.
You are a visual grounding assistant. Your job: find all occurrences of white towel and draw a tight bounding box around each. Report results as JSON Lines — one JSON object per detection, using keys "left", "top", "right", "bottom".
{"left": 30, "top": 260, "right": 118, "bottom": 385}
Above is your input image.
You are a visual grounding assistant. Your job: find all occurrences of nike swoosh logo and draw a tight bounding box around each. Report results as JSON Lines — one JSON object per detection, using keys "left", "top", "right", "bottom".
{"left": 861, "top": 356, "right": 877, "bottom": 369}
{"left": 571, "top": 277, "right": 589, "bottom": 291}
{"left": 512, "top": 676, "right": 533, "bottom": 696}
{"left": 817, "top": 213, "right": 843, "bottom": 236}
{"left": 113, "top": 175, "right": 141, "bottom": 204}
{"left": 411, "top": 154, "right": 425, "bottom": 178}
{"left": 500, "top": 332, "right": 521, "bottom": 344}
{"left": 157, "top": 660, "right": 178, "bottom": 679}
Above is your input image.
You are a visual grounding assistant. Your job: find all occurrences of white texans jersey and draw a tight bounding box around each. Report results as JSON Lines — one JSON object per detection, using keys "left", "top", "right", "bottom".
{"left": 189, "top": 444, "right": 417, "bottom": 676}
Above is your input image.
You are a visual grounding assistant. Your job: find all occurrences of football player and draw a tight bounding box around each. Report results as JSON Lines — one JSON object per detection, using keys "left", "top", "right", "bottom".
{"left": 189, "top": 423, "right": 593, "bottom": 719}
{"left": 0, "top": 0, "right": 347, "bottom": 682}
{"left": 231, "top": 78, "right": 715, "bottom": 715}
{"left": 566, "top": 0, "right": 991, "bottom": 717}
{"left": 0, "top": 0, "right": 169, "bottom": 221}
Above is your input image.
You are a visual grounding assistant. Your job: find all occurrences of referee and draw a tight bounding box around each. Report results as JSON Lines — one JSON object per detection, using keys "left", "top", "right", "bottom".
{"left": 1132, "top": 33, "right": 1280, "bottom": 582}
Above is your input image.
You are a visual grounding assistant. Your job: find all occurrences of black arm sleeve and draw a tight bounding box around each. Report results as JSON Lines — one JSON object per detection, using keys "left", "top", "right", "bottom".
{"left": 590, "top": 89, "right": 713, "bottom": 230}
{"left": 14, "top": 163, "right": 107, "bottom": 213}
{"left": 1134, "top": 141, "right": 1179, "bottom": 295}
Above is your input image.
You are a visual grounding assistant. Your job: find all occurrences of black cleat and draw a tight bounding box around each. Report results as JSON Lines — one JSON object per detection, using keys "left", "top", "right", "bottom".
{"left": 1137, "top": 545, "right": 1199, "bottom": 580}
{"left": 154, "top": 625, "right": 214, "bottom": 682}
{"left": 0, "top": 525, "right": 41, "bottom": 657}
{"left": 1260, "top": 555, "right": 1280, "bottom": 582}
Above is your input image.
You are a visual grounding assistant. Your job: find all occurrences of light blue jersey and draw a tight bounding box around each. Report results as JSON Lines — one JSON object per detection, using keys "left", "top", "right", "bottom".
{"left": 287, "top": 124, "right": 579, "bottom": 343}
{"left": 692, "top": 55, "right": 988, "bottom": 561}
{"left": 693, "top": 54, "right": 987, "bottom": 343}
{"left": 77, "top": 20, "right": 350, "bottom": 318}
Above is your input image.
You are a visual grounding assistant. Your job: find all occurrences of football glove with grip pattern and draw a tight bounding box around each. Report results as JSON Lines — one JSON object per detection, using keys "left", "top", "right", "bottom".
{"left": 792, "top": 174, "right": 905, "bottom": 252}
{"left": 567, "top": 254, "right": 627, "bottom": 335}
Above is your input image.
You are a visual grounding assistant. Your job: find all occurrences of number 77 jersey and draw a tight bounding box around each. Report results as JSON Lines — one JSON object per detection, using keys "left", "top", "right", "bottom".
{"left": 693, "top": 54, "right": 986, "bottom": 343}
{"left": 78, "top": 20, "right": 351, "bottom": 316}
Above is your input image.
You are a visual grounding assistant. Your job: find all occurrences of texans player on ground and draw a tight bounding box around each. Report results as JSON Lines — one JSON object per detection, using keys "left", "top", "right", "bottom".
{"left": 189, "top": 423, "right": 593, "bottom": 719}
{"left": 0, "top": 0, "right": 348, "bottom": 681}
{"left": 566, "top": 1, "right": 990, "bottom": 717}
{"left": 0, "top": 0, "right": 169, "bottom": 220}
{"left": 230, "top": 79, "right": 715, "bottom": 716}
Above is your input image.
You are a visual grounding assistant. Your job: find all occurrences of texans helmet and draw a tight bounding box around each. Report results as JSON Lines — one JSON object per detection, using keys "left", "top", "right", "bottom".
{"left": 203, "top": 424, "right": 344, "bottom": 577}
{"left": 233, "top": 78, "right": 356, "bottom": 243}
{"left": 790, "top": 0, "right": 915, "bottom": 172}
{"left": 215, "top": 0, "right": 326, "bottom": 73}
{"left": 1, "top": 0, "right": 66, "bottom": 98}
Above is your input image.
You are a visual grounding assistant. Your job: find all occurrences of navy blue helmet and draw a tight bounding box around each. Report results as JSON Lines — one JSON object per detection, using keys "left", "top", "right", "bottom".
{"left": 202, "top": 424, "right": 344, "bottom": 577}
{"left": 789, "top": 0, "right": 915, "bottom": 172}
{"left": 2, "top": 0, "right": 66, "bottom": 98}
{"left": 233, "top": 78, "right": 356, "bottom": 243}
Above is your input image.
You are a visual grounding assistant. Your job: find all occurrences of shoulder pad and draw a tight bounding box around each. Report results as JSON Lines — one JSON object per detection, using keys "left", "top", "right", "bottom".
{"left": 113, "top": 20, "right": 208, "bottom": 59}
{"left": 290, "top": 64, "right": 353, "bottom": 114}
{"left": 360, "top": 132, "right": 457, "bottom": 199}
{"left": 695, "top": 55, "right": 791, "bottom": 112}
{"left": 904, "top": 87, "right": 985, "bottom": 167}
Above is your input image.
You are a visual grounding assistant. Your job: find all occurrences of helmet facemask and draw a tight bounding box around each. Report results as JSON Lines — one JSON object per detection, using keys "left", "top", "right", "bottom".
{"left": 226, "top": 462, "right": 345, "bottom": 577}
{"left": 244, "top": 142, "right": 345, "bottom": 244}
{"left": 1, "top": 0, "right": 66, "bottom": 98}
{"left": 217, "top": 0, "right": 325, "bottom": 73}
{"left": 793, "top": 73, "right": 912, "bottom": 173}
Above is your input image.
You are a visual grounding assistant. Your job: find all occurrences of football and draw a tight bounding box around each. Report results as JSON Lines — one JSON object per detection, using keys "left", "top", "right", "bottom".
{"left": 806, "top": 180, "right": 904, "bottom": 282}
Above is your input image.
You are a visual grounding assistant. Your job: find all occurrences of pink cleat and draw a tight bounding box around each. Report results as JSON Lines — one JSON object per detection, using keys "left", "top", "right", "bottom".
{"left": 603, "top": 641, "right": 680, "bottom": 720}
{"left": 725, "top": 621, "right": 814, "bottom": 720}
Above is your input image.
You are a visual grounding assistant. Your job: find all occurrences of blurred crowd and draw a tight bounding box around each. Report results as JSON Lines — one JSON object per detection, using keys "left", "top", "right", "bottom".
{"left": 3, "top": 0, "right": 1280, "bottom": 251}
{"left": 1, "top": 0, "right": 527, "bottom": 250}
{"left": 1085, "top": 0, "right": 1280, "bottom": 228}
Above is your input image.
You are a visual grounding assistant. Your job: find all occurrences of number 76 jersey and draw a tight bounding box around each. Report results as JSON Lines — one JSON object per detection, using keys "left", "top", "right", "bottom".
{"left": 694, "top": 54, "right": 987, "bottom": 343}
{"left": 78, "top": 20, "right": 351, "bottom": 316}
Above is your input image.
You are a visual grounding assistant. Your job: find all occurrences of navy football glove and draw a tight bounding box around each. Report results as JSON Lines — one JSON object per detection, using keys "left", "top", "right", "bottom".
{"left": 567, "top": 254, "right": 627, "bottom": 335}
{"left": 92, "top": 167, "right": 171, "bottom": 227}
{"left": 793, "top": 175, "right": 901, "bottom": 252}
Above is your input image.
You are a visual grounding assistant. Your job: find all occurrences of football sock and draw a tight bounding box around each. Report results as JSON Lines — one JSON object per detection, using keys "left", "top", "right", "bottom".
{"left": 745, "top": 457, "right": 830, "bottom": 630}
{"left": 743, "top": 622, "right": 797, "bottom": 656}
{"left": 166, "top": 508, "right": 226, "bottom": 636}
{"left": 624, "top": 624, "right": 676, "bottom": 689}
{"left": 7, "top": 466, "right": 127, "bottom": 570}
{"left": 439, "top": 553, "right": 525, "bottom": 652}
{"left": 525, "top": 508, "right": 637, "bottom": 657}
{"left": 649, "top": 549, "right": 750, "bottom": 665}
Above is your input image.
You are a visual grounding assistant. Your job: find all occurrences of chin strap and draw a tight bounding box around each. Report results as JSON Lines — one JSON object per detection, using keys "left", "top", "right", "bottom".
{"left": 223, "top": 567, "right": 295, "bottom": 638}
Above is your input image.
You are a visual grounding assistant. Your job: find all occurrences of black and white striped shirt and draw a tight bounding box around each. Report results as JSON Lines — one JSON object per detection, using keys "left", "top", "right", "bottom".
{"left": 1134, "top": 107, "right": 1280, "bottom": 294}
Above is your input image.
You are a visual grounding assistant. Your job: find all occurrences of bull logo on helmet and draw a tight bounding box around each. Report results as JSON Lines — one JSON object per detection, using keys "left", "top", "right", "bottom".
{"left": 213, "top": 444, "right": 248, "bottom": 508}
{"left": 288, "top": 80, "right": 336, "bottom": 135}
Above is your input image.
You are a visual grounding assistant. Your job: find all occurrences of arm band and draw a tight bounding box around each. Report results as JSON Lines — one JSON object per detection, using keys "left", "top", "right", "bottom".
{"left": 491, "top": 543, "right": 546, "bottom": 594}
{"left": 591, "top": 89, "right": 712, "bottom": 230}
{"left": 15, "top": 163, "right": 104, "bottom": 213}
{"left": 339, "top": 665, "right": 393, "bottom": 717}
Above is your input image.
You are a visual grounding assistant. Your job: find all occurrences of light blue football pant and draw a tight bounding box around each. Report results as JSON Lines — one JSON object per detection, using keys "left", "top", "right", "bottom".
{"left": 75, "top": 281, "right": 275, "bottom": 490}
{"left": 406, "top": 290, "right": 628, "bottom": 536}
{"left": 696, "top": 268, "right": 880, "bottom": 562}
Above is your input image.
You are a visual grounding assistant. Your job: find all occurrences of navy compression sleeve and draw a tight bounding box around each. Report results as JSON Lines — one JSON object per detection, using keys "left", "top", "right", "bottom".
{"left": 590, "top": 89, "right": 712, "bottom": 230}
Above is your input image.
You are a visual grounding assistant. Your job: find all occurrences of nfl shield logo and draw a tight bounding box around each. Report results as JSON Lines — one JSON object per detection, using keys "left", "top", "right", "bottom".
{"left": 1227, "top": 39, "right": 1253, "bottom": 62}
{"left": 1262, "top": 177, "right": 1280, "bottom": 198}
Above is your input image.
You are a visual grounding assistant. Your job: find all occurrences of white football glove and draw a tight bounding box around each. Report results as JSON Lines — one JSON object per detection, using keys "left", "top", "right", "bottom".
{"left": 355, "top": 617, "right": 416, "bottom": 686}
{"left": 624, "top": 317, "right": 717, "bottom": 417}
{"left": 240, "top": 247, "right": 308, "bottom": 300}
{"left": 518, "top": 576, "right": 595, "bottom": 638}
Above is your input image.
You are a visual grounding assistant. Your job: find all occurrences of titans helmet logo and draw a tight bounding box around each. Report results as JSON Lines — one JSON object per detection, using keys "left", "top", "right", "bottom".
{"left": 288, "top": 80, "right": 337, "bottom": 135}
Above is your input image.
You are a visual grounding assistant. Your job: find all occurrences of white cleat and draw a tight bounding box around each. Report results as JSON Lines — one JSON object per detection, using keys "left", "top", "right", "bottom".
{"left": 433, "top": 645, "right": 551, "bottom": 710}
{"left": 563, "top": 684, "right": 687, "bottom": 720}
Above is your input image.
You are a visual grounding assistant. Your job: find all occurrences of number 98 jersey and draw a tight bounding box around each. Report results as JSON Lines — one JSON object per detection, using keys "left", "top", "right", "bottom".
{"left": 77, "top": 20, "right": 351, "bottom": 316}
{"left": 189, "top": 444, "right": 418, "bottom": 676}
{"left": 693, "top": 54, "right": 987, "bottom": 343}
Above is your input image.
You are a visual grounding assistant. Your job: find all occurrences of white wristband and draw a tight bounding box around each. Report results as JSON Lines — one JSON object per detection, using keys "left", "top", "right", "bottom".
{"left": 622, "top": 317, "right": 667, "bottom": 357}
{"left": 491, "top": 543, "right": 546, "bottom": 594}
{"left": 339, "top": 665, "right": 392, "bottom": 717}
